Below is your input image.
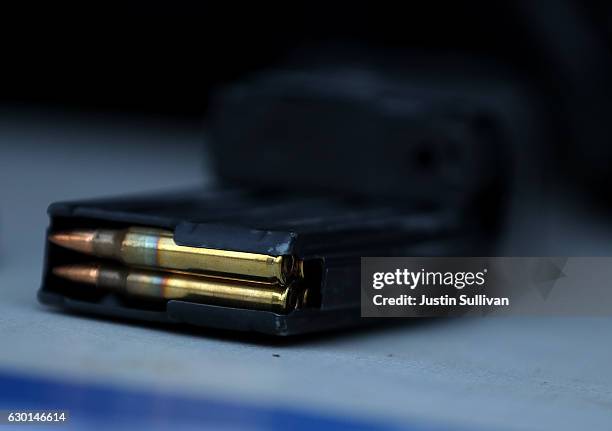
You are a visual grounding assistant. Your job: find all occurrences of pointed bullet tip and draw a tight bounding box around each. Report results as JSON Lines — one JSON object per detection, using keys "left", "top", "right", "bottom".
{"left": 49, "top": 230, "right": 96, "bottom": 254}
{"left": 52, "top": 264, "right": 99, "bottom": 285}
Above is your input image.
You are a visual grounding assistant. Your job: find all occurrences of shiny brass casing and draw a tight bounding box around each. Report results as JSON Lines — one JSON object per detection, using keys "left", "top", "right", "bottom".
{"left": 53, "top": 264, "right": 300, "bottom": 313}
{"left": 50, "top": 227, "right": 296, "bottom": 284}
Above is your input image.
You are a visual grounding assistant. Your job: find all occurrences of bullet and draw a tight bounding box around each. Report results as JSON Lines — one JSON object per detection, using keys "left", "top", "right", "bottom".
{"left": 49, "top": 227, "right": 297, "bottom": 284}
{"left": 53, "top": 264, "right": 304, "bottom": 313}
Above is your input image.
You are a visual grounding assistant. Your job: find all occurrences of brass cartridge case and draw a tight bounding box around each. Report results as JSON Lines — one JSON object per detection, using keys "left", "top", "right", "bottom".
{"left": 49, "top": 227, "right": 296, "bottom": 284}
{"left": 53, "top": 264, "right": 300, "bottom": 313}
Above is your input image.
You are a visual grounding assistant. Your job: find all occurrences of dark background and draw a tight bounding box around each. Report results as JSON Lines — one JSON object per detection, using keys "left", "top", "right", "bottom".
{"left": 2, "top": 1, "right": 611, "bottom": 203}
{"left": 4, "top": 2, "right": 610, "bottom": 114}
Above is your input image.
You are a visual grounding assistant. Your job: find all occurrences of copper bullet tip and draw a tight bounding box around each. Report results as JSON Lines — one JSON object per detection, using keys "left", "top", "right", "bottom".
{"left": 52, "top": 264, "right": 99, "bottom": 285}
{"left": 49, "top": 230, "right": 96, "bottom": 254}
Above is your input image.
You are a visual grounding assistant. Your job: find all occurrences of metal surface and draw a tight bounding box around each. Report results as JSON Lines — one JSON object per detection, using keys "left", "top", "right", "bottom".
{"left": 53, "top": 264, "right": 299, "bottom": 313}
{"left": 49, "top": 227, "right": 297, "bottom": 284}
